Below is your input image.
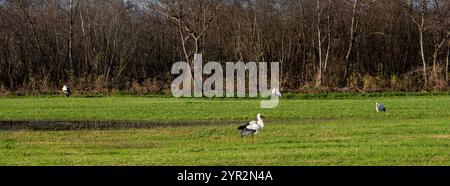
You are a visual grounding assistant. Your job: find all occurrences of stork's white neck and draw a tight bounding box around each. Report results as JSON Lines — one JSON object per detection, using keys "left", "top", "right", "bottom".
{"left": 257, "top": 116, "right": 264, "bottom": 127}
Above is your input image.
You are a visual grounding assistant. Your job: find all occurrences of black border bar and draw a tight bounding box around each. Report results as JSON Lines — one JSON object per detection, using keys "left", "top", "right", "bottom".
{"left": 0, "top": 166, "right": 449, "bottom": 184}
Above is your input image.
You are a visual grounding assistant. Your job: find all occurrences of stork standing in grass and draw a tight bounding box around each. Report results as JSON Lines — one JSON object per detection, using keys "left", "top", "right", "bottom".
{"left": 62, "top": 84, "right": 71, "bottom": 97}
{"left": 238, "top": 114, "right": 266, "bottom": 144}
{"left": 376, "top": 102, "right": 386, "bottom": 112}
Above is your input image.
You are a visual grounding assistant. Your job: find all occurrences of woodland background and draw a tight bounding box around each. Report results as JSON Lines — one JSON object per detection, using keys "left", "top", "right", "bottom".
{"left": 0, "top": 0, "right": 449, "bottom": 95}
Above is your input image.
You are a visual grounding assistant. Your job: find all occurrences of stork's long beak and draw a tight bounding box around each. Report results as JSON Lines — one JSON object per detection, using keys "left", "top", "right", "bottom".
{"left": 261, "top": 115, "right": 266, "bottom": 119}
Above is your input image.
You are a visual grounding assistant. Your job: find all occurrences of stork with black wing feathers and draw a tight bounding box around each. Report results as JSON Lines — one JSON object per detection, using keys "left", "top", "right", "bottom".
{"left": 238, "top": 113, "right": 266, "bottom": 144}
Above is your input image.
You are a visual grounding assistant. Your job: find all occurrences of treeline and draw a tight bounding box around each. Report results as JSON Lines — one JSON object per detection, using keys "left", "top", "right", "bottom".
{"left": 0, "top": 0, "right": 449, "bottom": 95}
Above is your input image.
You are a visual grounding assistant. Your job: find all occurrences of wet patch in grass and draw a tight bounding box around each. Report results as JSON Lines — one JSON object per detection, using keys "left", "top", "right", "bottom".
{"left": 0, "top": 120, "right": 243, "bottom": 131}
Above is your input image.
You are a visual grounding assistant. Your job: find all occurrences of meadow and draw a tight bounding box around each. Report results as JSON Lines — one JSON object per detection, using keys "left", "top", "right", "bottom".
{"left": 0, "top": 95, "right": 450, "bottom": 165}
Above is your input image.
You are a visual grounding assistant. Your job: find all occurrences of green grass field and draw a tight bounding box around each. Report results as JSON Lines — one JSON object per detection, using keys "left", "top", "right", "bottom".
{"left": 1, "top": 95, "right": 450, "bottom": 165}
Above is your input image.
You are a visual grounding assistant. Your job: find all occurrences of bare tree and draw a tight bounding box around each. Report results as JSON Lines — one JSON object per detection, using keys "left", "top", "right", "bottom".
{"left": 343, "top": 0, "right": 359, "bottom": 84}
{"left": 323, "top": 0, "right": 332, "bottom": 73}
{"left": 153, "top": 0, "right": 220, "bottom": 64}
{"left": 68, "top": 0, "right": 80, "bottom": 76}
{"left": 432, "top": 35, "right": 448, "bottom": 80}
{"left": 408, "top": 0, "right": 429, "bottom": 86}
{"left": 316, "top": 0, "right": 323, "bottom": 86}
{"left": 446, "top": 43, "right": 449, "bottom": 83}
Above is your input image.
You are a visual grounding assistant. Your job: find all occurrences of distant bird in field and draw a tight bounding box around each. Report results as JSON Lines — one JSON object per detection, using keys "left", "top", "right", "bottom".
{"left": 271, "top": 88, "right": 282, "bottom": 97}
{"left": 238, "top": 113, "right": 266, "bottom": 144}
{"left": 376, "top": 102, "right": 386, "bottom": 112}
{"left": 62, "top": 84, "right": 71, "bottom": 97}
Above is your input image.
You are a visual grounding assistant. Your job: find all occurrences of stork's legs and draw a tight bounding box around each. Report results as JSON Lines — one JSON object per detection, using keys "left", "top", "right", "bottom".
{"left": 251, "top": 134, "right": 255, "bottom": 144}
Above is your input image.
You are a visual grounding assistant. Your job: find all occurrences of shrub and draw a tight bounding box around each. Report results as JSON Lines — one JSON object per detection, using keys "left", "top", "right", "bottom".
{"left": 0, "top": 83, "right": 11, "bottom": 96}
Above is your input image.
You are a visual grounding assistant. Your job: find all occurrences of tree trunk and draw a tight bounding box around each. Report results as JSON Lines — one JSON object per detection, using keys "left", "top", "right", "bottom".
{"left": 299, "top": 0, "right": 307, "bottom": 83}
{"left": 323, "top": 0, "right": 332, "bottom": 73}
{"left": 446, "top": 45, "right": 449, "bottom": 84}
{"left": 418, "top": 0, "right": 427, "bottom": 87}
{"left": 194, "top": 37, "right": 199, "bottom": 55}
{"left": 419, "top": 27, "right": 427, "bottom": 86}
{"left": 343, "top": 0, "right": 358, "bottom": 85}
{"left": 432, "top": 38, "right": 446, "bottom": 82}
{"left": 179, "top": 29, "right": 191, "bottom": 64}
{"left": 4, "top": 46, "right": 13, "bottom": 90}
{"left": 68, "top": 0, "right": 75, "bottom": 75}
{"left": 316, "top": 0, "right": 322, "bottom": 87}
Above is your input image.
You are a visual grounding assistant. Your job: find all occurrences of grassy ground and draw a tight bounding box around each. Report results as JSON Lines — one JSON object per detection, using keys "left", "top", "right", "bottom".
{"left": 0, "top": 95, "right": 450, "bottom": 165}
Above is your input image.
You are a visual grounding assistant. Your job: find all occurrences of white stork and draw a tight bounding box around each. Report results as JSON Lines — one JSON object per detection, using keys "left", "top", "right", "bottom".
{"left": 376, "top": 102, "right": 386, "bottom": 112}
{"left": 62, "top": 84, "right": 71, "bottom": 97}
{"left": 238, "top": 113, "right": 266, "bottom": 144}
{"left": 271, "top": 88, "right": 282, "bottom": 97}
